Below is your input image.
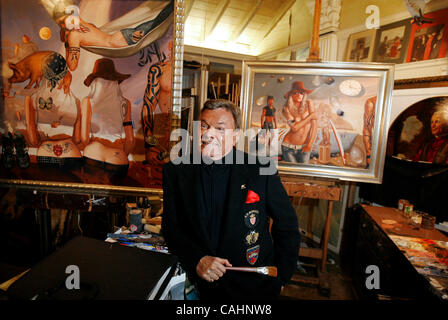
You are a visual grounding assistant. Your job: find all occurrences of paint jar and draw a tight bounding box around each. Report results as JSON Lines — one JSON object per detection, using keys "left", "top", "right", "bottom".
{"left": 129, "top": 208, "right": 143, "bottom": 233}
{"left": 421, "top": 213, "right": 436, "bottom": 230}
{"left": 409, "top": 211, "right": 422, "bottom": 227}
{"left": 404, "top": 203, "right": 414, "bottom": 218}
{"left": 398, "top": 199, "right": 409, "bottom": 211}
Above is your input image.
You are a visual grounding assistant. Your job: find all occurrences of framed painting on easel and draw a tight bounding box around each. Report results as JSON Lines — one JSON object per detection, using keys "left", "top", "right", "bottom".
{"left": 240, "top": 60, "right": 395, "bottom": 184}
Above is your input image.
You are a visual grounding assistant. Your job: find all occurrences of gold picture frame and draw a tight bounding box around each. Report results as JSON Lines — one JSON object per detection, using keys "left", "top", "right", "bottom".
{"left": 345, "top": 29, "right": 377, "bottom": 62}
{"left": 372, "top": 19, "right": 412, "bottom": 64}
{"left": 0, "top": 0, "right": 185, "bottom": 196}
{"left": 240, "top": 60, "right": 395, "bottom": 184}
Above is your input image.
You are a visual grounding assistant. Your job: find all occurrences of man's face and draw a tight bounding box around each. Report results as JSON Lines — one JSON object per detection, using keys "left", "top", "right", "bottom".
{"left": 199, "top": 108, "right": 239, "bottom": 160}
{"left": 268, "top": 98, "right": 274, "bottom": 106}
{"left": 431, "top": 114, "right": 445, "bottom": 137}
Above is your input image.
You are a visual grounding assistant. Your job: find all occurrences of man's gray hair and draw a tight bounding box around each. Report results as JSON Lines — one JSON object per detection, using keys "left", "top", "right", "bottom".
{"left": 434, "top": 97, "right": 448, "bottom": 124}
{"left": 201, "top": 99, "right": 241, "bottom": 129}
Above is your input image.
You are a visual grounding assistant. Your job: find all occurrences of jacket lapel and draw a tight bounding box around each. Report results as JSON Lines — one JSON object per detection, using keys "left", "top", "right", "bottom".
{"left": 217, "top": 163, "right": 250, "bottom": 250}
{"left": 227, "top": 164, "right": 250, "bottom": 214}
{"left": 178, "top": 164, "right": 211, "bottom": 252}
{"left": 225, "top": 150, "right": 252, "bottom": 216}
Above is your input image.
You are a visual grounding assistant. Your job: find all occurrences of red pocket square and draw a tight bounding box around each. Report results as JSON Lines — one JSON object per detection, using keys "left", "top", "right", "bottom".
{"left": 245, "top": 190, "right": 260, "bottom": 204}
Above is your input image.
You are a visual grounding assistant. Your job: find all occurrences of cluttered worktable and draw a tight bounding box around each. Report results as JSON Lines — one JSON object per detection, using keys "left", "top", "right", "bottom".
{"left": 352, "top": 204, "right": 448, "bottom": 300}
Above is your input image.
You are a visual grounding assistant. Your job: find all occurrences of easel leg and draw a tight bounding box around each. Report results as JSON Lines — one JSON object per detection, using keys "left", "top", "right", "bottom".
{"left": 318, "top": 200, "right": 333, "bottom": 297}
{"left": 320, "top": 200, "right": 333, "bottom": 272}
{"left": 307, "top": 209, "right": 313, "bottom": 240}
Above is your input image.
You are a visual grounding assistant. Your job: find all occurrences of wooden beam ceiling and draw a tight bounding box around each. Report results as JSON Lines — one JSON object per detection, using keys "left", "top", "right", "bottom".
{"left": 261, "top": 0, "right": 296, "bottom": 40}
{"left": 252, "top": 0, "right": 296, "bottom": 53}
{"left": 185, "top": 0, "right": 195, "bottom": 20}
{"left": 228, "top": 0, "right": 265, "bottom": 43}
{"left": 205, "top": 0, "right": 231, "bottom": 38}
{"left": 184, "top": 0, "right": 305, "bottom": 56}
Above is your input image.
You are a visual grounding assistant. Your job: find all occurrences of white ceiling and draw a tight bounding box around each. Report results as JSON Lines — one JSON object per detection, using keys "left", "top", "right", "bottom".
{"left": 183, "top": 0, "right": 301, "bottom": 56}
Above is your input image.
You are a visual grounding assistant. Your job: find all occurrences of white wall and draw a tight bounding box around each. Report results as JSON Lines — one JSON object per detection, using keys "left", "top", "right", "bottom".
{"left": 391, "top": 86, "right": 448, "bottom": 127}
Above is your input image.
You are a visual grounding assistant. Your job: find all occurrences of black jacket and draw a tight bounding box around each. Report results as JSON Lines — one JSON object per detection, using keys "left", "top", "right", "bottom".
{"left": 162, "top": 151, "right": 299, "bottom": 300}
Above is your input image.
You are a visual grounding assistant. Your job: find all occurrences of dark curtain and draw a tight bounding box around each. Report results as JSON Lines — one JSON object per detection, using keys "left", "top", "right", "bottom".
{"left": 359, "top": 156, "right": 448, "bottom": 223}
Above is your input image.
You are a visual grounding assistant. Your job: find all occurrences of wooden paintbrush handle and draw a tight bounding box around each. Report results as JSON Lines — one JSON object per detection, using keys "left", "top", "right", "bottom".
{"left": 226, "top": 267, "right": 258, "bottom": 272}
{"left": 226, "top": 266, "right": 278, "bottom": 277}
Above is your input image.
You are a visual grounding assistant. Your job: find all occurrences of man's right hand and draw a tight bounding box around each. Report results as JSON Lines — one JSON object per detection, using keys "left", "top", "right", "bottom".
{"left": 196, "top": 256, "right": 232, "bottom": 282}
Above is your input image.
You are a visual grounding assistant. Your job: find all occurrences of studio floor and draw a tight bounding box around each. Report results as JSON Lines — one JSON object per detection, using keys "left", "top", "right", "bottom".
{"left": 280, "top": 251, "right": 356, "bottom": 300}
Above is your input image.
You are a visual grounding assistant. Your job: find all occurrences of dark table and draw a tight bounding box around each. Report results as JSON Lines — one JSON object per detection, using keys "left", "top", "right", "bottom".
{"left": 6, "top": 236, "right": 177, "bottom": 300}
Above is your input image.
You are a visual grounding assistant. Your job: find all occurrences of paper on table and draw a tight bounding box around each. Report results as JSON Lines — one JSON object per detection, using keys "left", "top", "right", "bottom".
{"left": 147, "top": 265, "right": 173, "bottom": 300}
{"left": 159, "top": 272, "right": 186, "bottom": 300}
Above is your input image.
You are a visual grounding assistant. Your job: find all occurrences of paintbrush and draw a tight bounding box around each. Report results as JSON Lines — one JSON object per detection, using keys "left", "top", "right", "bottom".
{"left": 225, "top": 266, "right": 277, "bottom": 277}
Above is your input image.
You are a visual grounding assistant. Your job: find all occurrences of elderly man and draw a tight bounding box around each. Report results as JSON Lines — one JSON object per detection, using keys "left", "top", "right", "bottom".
{"left": 162, "top": 99, "right": 299, "bottom": 301}
{"left": 414, "top": 106, "right": 448, "bottom": 164}
{"left": 281, "top": 81, "right": 318, "bottom": 164}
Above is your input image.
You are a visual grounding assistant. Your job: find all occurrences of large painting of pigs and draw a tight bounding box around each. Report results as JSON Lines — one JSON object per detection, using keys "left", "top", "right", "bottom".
{"left": 240, "top": 61, "right": 394, "bottom": 184}
{"left": 0, "top": 0, "right": 183, "bottom": 194}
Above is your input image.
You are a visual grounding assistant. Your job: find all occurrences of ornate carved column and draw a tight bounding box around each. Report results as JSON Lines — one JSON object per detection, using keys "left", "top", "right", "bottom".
{"left": 319, "top": 0, "right": 342, "bottom": 34}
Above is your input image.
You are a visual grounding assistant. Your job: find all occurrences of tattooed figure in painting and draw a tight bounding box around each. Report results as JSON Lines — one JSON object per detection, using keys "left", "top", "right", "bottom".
{"left": 80, "top": 58, "right": 135, "bottom": 176}
{"left": 52, "top": 0, "right": 174, "bottom": 71}
{"left": 363, "top": 96, "right": 376, "bottom": 167}
{"left": 141, "top": 41, "right": 173, "bottom": 182}
{"left": 24, "top": 53, "right": 82, "bottom": 169}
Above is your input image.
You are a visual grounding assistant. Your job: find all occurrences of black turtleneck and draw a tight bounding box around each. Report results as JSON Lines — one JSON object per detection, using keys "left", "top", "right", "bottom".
{"left": 199, "top": 153, "right": 232, "bottom": 253}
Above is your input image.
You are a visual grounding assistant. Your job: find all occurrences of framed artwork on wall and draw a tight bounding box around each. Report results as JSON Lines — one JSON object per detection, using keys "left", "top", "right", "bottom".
{"left": 240, "top": 60, "right": 395, "bottom": 184}
{"left": 345, "top": 29, "right": 377, "bottom": 62}
{"left": 372, "top": 19, "right": 412, "bottom": 64}
{"left": 388, "top": 96, "right": 448, "bottom": 164}
{"left": 406, "top": 7, "right": 448, "bottom": 63}
{"left": 0, "top": 0, "right": 184, "bottom": 196}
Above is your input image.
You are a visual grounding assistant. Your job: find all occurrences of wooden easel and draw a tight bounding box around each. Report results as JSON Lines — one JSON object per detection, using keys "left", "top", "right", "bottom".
{"left": 280, "top": 0, "right": 341, "bottom": 295}
{"left": 306, "top": 0, "right": 322, "bottom": 63}
{"left": 281, "top": 175, "right": 342, "bottom": 296}
{"left": 278, "top": 0, "right": 341, "bottom": 296}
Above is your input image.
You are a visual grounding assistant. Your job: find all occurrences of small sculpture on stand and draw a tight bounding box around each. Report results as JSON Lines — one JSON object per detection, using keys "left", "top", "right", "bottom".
{"left": 318, "top": 112, "right": 331, "bottom": 164}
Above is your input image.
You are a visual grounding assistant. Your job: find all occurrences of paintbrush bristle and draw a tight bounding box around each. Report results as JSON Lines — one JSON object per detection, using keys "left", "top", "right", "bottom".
{"left": 258, "top": 266, "right": 277, "bottom": 277}
{"left": 266, "top": 266, "right": 277, "bottom": 277}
